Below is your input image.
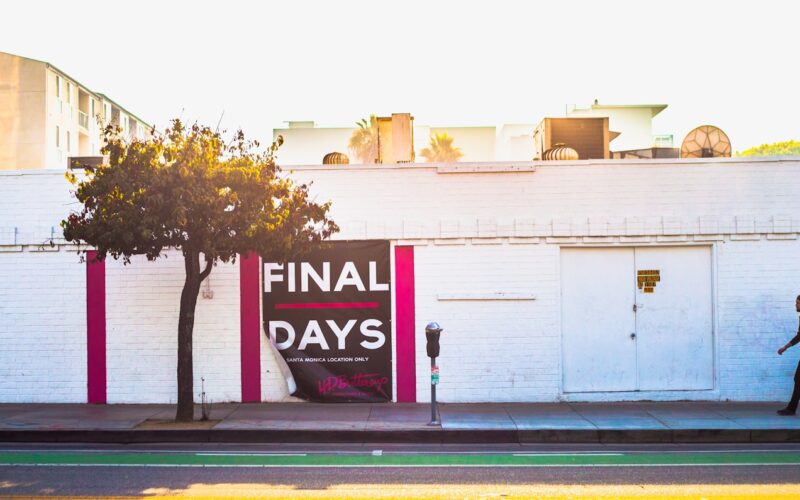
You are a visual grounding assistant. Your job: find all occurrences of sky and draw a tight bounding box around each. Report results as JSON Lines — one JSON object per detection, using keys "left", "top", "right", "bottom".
{"left": 2, "top": 0, "right": 798, "bottom": 151}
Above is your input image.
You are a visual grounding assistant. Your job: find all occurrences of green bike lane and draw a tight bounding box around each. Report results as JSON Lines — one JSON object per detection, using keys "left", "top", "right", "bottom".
{"left": 2, "top": 450, "right": 800, "bottom": 467}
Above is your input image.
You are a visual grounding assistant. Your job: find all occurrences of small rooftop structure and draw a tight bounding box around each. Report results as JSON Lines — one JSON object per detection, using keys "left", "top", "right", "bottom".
{"left": 568, "top": 101, "right": 668, "bottom": 152}
{"left": 533, "top": 117, "right": 613, "bottom": 160}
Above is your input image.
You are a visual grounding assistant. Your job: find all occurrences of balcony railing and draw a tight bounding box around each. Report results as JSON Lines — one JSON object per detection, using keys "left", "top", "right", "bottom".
{"left": 78, "top": 110, "right": 89, "bottom": 130}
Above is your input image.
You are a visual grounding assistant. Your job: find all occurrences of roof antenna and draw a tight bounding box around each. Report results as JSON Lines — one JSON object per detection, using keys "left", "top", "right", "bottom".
{"left": 215, "top": 110, "right": 225, "bottom": 133}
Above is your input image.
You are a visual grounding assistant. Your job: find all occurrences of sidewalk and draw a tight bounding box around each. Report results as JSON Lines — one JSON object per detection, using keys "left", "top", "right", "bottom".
{"left": 1, "top": 402, "right": 799, "bottom": 444}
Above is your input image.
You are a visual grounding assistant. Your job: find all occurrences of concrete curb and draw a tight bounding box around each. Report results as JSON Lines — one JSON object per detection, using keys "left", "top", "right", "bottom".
{"left": 1, "top": 428, "right": 799, "bottom": 444}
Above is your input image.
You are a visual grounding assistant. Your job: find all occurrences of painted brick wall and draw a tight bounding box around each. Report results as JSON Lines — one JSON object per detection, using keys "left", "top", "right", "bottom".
{"left": 2, "top": 159, "right": 800, "bottom": 403}
{"left": 104, "top": 253, "right": 242, "bottom": 404}
{"left": 716, "top": 238, "right": 800, "bottom": 401}
{"left": 0, "top": 249, "right": 87, "bottom": 402}
{"left": 409, "top": 238, "right": 800, "bottom": 403}
{"left": 103, "top": 252, "right": 291, "bottom": 404}
{"left": 284, "top": 160, "right": 800, "bottom": 241}
{"left": 413, "top": 243, "right": 561, "bottom": 402}
{"left": 257, "top": 252, "right": 295, "bottom": 402}
{"left": 0, "top": 171, "right": 75, "bottom": 246}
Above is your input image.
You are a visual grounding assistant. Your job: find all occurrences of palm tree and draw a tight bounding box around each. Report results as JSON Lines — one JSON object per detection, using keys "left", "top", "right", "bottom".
{"left": 420, "top": 132, "right": 463, "bottom": 162}
{"left": 348, "top": 115, "right": 378, "bottom": 164}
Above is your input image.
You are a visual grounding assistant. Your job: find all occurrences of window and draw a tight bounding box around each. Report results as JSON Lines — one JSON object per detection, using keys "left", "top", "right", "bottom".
{"left": 104, "top": 102, "right": 112, "bottom": 125}
{"left": 55, "top": 75, "right": 61, "bottom": 98}
{"left": 66, "top": 131, "right": 70, "bottom": 152}
{"left": 56, "top": 126, "right": 60, "bottom": 148}
{"left": 66, "top": 82, "right": 71, "bottom": 104}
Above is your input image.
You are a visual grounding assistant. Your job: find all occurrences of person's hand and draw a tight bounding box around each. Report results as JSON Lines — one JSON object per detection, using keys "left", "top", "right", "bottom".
{"left": 778, "top": 347, "right": 786, "bottom": 355}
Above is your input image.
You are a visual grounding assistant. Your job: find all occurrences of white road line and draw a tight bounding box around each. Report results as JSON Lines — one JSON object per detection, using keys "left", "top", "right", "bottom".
{"left": 195, "top": 453, "right": 307, "bottom": 457}
{"left": 606, "top": 449, "right": 800, "bottom": 454}
{"left": 514, "top": 453, "right": 624, "bottom": 457}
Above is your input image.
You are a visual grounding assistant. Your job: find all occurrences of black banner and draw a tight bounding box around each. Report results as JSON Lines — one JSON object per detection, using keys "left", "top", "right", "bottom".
{"left": 262, "top": 240, "right": 392, "bottom": 402}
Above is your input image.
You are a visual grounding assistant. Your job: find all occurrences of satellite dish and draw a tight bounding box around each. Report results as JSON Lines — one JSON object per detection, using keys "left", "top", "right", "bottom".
{"left": 680, "top": 125, "right": 732, "bottom": 158}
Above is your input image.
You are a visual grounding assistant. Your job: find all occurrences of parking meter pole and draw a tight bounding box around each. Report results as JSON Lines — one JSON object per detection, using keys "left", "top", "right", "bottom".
{"left": 425, "top": 322, "right": 442, "bottom": 426}
{"left": 430, "top": 356, "right": 439, "bottom": 425}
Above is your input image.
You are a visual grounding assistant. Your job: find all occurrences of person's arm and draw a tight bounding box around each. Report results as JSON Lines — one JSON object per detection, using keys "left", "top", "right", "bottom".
{"left": 778, "top": 321, "right": 800, "bottom": 355}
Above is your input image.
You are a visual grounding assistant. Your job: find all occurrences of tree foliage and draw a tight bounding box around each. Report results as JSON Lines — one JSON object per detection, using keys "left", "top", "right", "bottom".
{"left": 420, "top": 132, "right": 463, "bottom": 163}
{"left": 63, "top": 120, "right": 338, "bottom": 421}
{"left": 64, "top": 121, "right": 337, "bottom": 264}
{"left": 348, "top": 115, "right": 378, "bottom": 164}
{"left": 736, "top": 140, "right": 800, "bottom": 157}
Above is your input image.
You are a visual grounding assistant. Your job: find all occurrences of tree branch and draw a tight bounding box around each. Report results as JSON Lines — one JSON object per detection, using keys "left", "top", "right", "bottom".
{"left": 199, "top": 255, "right": 213, "bottom": 281}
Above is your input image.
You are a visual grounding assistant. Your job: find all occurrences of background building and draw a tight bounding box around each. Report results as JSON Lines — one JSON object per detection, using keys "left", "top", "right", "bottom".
{"left": 0, "top": 51, "right": 151, "bottom": 170}
{"left": 274, "top": 119, "right": 498, "bottom": 165}
{"left": 273, "top": 103, "right": 673, "bottom": 164}
{"left": 567, "top": 101, "right": 670, "bottom": 151}
{"left": 272, "top": 121, "right": 354, "bottom": 166}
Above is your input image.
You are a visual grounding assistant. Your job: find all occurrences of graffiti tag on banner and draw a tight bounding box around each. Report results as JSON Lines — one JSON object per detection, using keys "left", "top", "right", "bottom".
{"left": 262, "top": 241, "right": 392, "bottom": 402}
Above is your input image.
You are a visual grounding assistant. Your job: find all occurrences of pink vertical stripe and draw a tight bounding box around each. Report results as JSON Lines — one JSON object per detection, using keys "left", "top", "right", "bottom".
{"left": 394, "top": 246, "right": 417, "bottom": 402}
{"left": 86, "top": 250, "right": 107, "bottom": 404}
{"left": 239, "top": 252, "right": 262, "bottom": 402}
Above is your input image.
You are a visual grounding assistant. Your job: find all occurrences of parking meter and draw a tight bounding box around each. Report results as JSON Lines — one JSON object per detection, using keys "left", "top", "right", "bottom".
{"left": 425, "top": 322, "right": 442, "bottom": 425}
{"left": 426, "top": 322, "right": 442, "bottom": 358}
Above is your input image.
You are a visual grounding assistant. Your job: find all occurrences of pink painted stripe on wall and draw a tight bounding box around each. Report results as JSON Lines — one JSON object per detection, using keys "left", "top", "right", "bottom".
{"left": 86, "top": 250, "right": 107, "bottom": 404}
{"left": 394, "top": 246, "right": 416, "bottom": 402}
{"left": 275, "top": 302, "right": 379, "bottom": 310}
{"left": 239, "top": 252, "right": 262, "bottom": 402}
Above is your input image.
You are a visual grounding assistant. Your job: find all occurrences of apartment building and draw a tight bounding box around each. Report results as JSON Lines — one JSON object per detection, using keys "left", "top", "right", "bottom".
{"left": 0, "top": 51, "right": 151, "bottom": 170}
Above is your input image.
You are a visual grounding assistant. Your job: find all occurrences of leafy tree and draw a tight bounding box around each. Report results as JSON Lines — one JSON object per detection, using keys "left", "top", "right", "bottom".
{"left": 736, "top": 140, "right": 800, "bottom": 157}
{"left": 348, "top": 115, "right": 378, "bottom": 164}
{"left": 420, "top": 132, "right": 463, "bottom": 162}
{"left": 62, "top": 120, "right": 338, "bottom": 421}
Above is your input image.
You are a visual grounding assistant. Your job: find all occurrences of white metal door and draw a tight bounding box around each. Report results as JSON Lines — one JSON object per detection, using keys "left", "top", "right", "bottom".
{"left": 561, "top": 248, "right": 637, "bottom": 392}
{"left": 634, "top": 246, "right": 714, "bottom": 390}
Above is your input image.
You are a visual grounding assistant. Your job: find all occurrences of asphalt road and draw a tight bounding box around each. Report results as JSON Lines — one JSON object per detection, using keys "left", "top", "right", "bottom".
{"left": 1, "top": 442, "right": 800, "bottom": 498}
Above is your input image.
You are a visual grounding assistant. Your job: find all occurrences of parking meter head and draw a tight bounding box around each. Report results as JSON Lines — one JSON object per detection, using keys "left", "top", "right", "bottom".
{"left": 425, "top": 322, "right": 442, "bottom": 358}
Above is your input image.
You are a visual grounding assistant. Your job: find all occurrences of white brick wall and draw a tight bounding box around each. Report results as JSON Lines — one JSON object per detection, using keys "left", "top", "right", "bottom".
{"left": 0, "top": 249, "right": 86, "bottom": 402}
{"left": 255, "top": 259, "right": 296, "bottom": 402}
{"left": 716, "top": 238, "right": 800, "bottom": 401}
{"left": 0, "top": 171, "right": 77, "bottom": 246}
{"left": 105, "top": 253, "right": 243, "bottom": 404}
{"left": 2, "top": 158, "right": 800, "bottom": 403}
{"left": 414, "top": 243, "right": 561, "bottom": 402}
{"left": 286, "top": 159, "right": 800, "bottom": 240}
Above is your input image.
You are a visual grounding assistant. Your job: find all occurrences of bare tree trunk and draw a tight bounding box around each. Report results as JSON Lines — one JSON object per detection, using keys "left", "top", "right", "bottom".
{"left": 175, "top": 250, "right": 207, "bottom": 422}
